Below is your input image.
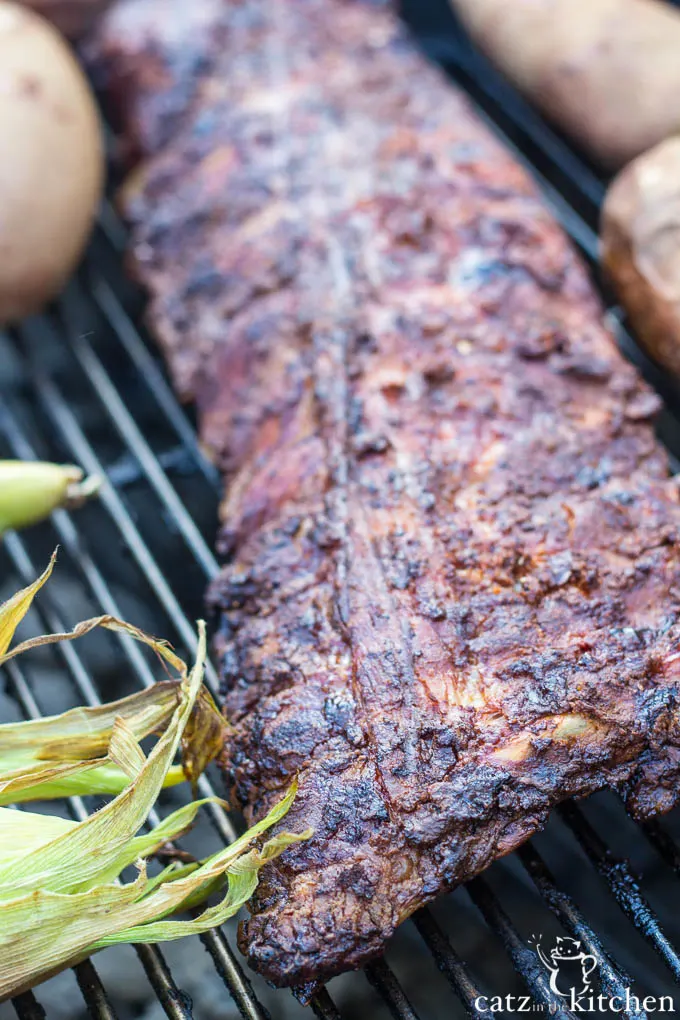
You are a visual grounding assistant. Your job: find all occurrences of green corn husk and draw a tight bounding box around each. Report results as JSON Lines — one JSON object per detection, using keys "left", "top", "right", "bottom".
{"left": 0, "top": 460, "right": 100, "bottom": 534}
{"left": 0, "top": 556, "right": 310, "bottom": 1001}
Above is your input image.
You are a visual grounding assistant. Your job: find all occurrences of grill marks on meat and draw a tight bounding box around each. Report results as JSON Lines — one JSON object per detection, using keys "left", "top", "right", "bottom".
{"left": 90, "top": 0, "right": 680, "bottom": 991}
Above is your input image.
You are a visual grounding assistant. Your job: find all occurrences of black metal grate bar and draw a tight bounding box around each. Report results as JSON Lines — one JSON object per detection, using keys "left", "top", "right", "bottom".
{"left": 19, "top": 344, "right": 220, "bottom": 694}
{"left": 133, "top": 949, "right": 194, "bottom": 1020}
{"left": 516, "top": 843, "right": 644, "bottom": 1018}
{"left": 412, "top": 909, "right": 493, "bottom": 1019}
{"left": 197, "top": 930, "right": 272, "bottom": 1020}
{"left": 310, "top": 989, "right": 343, "bottom": 1020}
{"left": 466, "top": 878, "right": 577, "bottom": 1019}
{"left": 365, "top": 960, "right": 422, "bottom": 1020}
{"left": 10, "top": 995, "right": 46, "bottom": 1020}
{"left": 9, "top": 375, "right": 237, "bottom": 850}
{"left": 73, "top": 961, "right": 120, "bottom": 1020}
{"left": 642, "top": 820, "right": 680, "bottom": 877}
{"left": 559, "top": 804, "right": 680, "bottom": 982}
{"left": 61, "top": 302, "right": 219, "bottom": 580}
{"left": 89, "top": 276, "right": 221, "bottom": 491}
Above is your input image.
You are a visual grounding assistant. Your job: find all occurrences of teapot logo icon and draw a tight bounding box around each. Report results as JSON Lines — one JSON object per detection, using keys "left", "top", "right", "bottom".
{"left": 531, "top": 936, "right": 598, "bottom": 1000}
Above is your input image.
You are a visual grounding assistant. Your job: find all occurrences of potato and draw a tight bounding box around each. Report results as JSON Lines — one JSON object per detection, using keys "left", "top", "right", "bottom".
{"left": 450, "top": 0, "right": 680, "bottom": 169}
{"left": 0, "top": 2, "right": 103, "bottom": 322}
{"left": 19, "top": 0, "right": 112, "bottom": 39}
{"left": 601, "top": 136, "right": 680, "bottom": 379}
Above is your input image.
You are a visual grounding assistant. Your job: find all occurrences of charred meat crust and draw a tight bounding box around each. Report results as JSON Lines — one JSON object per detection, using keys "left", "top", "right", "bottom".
{"left": 89, "top": 0, "right": 680, "bottom": 992}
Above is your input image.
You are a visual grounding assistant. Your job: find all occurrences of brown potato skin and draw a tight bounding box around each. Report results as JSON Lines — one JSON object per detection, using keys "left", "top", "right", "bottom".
{"left": 450, "top": 0, "right": 680, "bottom": 169}
{"left": 19, "top": 0, "right": 112, "bottom": 38}
{"left": 601, "top": 137, "right": 680, "bottom": 378}
{"left": 0, "top": 3, "right": 104, "bottom": 321}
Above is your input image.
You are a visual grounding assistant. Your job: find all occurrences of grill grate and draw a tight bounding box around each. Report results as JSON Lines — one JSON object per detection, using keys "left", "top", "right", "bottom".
{"left": 1, "top": 3, "right": 680, "bottom": 1018}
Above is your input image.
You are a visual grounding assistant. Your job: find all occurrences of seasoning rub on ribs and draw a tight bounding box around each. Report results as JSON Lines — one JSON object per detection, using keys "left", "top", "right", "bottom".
{"left": 90, "top": 0, "right": 680, "bottom": 992}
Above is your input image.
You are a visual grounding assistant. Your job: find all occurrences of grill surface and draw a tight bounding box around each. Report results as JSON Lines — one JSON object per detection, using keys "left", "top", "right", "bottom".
{"left": 2, "top": 2, "right": 680, "bottom": 1018}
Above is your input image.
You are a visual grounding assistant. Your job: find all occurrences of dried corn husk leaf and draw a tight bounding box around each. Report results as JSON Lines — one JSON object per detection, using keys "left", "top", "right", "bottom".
{"left": 0, "top": 625, "right": 211, "bottom": 897}
{"left": 2, "top": 681, "right": 180, "bottom": 760}
{"left": 0, "top": 551, "right": 55, "bottom": 656}
{"left": 0, "top": 682, "right": 188, "bottom": 805}
{"left": 0, "top": 560, "right": 227, "bottom": 805}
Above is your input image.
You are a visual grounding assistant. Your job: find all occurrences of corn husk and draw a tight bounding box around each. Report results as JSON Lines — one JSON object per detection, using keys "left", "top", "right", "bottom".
{"left": 0, "top": 555, "right": 222, "bottom": 805}
{"left": 0, "top": 460, "right": 99, "bottom": 534}
{"left": 0, "top": 557, "right": 310, "bottom": 1001}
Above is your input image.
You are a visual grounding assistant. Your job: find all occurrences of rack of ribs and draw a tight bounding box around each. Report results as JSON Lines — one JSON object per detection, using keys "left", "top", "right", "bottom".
{"left": 89, "top": 0, "right": 680, "bottom": 993}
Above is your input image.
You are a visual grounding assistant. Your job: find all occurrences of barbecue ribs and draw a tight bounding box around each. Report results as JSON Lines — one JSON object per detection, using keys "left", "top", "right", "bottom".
{"left": 90, "top": 0, "right": 680, "bottom": 991}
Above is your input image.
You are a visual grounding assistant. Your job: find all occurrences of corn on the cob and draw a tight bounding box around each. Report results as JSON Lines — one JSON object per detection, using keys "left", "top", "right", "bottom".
{"left": 0, "top": 558, "right": 309, "bottom": 1001}
{"left": 0, "top": 460, "right": 99, "bottom": 534}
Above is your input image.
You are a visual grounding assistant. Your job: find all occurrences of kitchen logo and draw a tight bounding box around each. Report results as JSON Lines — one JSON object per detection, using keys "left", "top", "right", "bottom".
{"left": 532, "top": 935, "right": 597, "bottom": 1000}
{"left": 472, "top": 935, "right": 676, "bottom": 1014}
